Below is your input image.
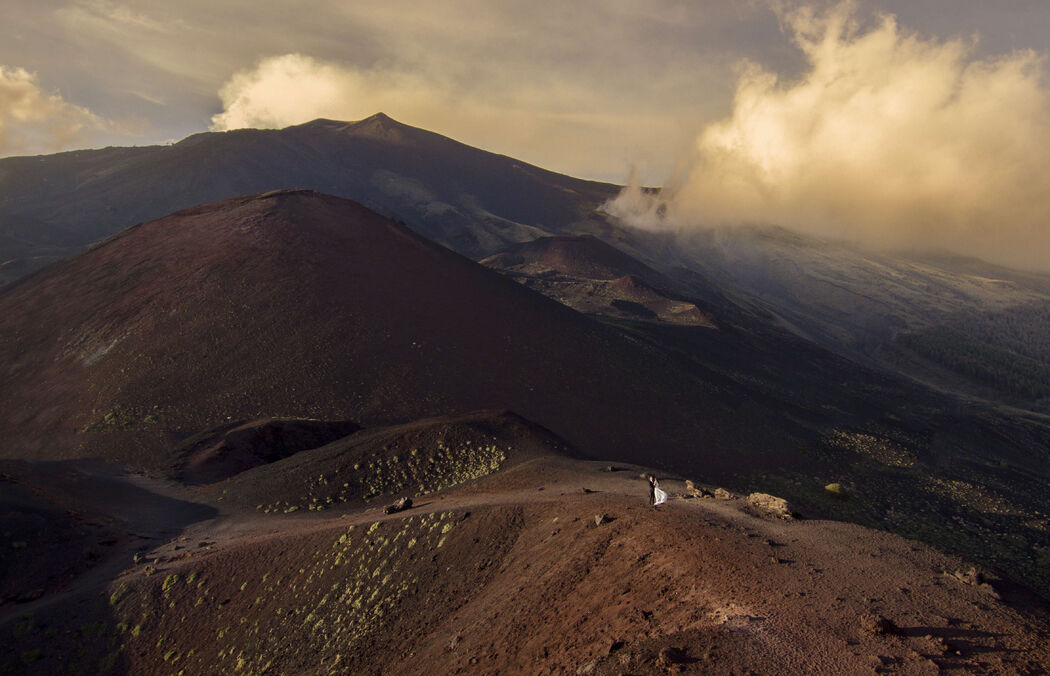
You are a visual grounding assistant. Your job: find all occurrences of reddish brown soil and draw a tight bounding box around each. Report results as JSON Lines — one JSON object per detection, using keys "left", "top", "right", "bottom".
{"left": 0, "top": 190, "right": 789, "bottom": 475}
{"left": 3, "top": 455, "right": 1047, "bottom": 675}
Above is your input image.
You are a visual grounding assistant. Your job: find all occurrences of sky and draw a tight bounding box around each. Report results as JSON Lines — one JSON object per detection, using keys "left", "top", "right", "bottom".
{"left": 3, "top": 1, "right": 1050, "bottom": 269}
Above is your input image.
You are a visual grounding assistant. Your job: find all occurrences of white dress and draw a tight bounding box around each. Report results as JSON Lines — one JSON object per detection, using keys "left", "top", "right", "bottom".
{"left": 653, "top": 482, "right": 667, "bottom": 506}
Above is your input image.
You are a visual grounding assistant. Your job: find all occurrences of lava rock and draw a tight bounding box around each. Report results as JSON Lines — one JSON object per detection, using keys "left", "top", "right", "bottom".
{"left": 384, "top": 497, "right": 413, "bottom": 514}
{"left": 744, "top": 492, "right": 795, "bottom": 519}
{"left": 860, "top": 613, "right": 900, "bottom": 636}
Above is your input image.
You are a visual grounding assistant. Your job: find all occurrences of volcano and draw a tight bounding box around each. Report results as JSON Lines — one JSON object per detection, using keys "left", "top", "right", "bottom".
{"left": 0, "top": 190, "right": 783, "bottom": 474}
{"left": 0, "top": 114, "right": 623, "bottom": 286}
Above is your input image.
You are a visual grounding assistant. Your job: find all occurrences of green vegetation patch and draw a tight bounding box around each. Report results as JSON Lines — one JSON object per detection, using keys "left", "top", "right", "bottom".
{"left": 254, "top": 435, "right": 509, "bottom": 514}
{"left": 108, "top": 511, "right": 467, "bottom": 674}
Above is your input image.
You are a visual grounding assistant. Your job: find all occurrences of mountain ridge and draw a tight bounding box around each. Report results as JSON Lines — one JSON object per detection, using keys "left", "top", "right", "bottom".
{"left": 0, "top": 114, "right": 622, "bottom": 286}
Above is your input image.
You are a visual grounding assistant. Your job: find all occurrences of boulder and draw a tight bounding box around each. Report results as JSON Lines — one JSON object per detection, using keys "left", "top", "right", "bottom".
{"left": 949, "top": 567, "right": 1001, "bottom": 601}
{"left": 384, "top": 497, "right": 413, "bottom": 515}
{"left": 824, "top": 483, "right": 849, "bottom": 499}
{"left": 657, "top": 646, "right": 689, "bottom": 667}
{"left": 744, "top": 492, "right": 794, "bottom": 519}
{"left": 685, "top": 480, "right": 713, "bottom": 498}
{"left": 859, "top": 613, "right": 899, "bottom": 636}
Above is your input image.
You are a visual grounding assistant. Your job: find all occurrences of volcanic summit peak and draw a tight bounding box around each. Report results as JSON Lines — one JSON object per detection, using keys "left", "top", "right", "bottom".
{"left": 296, "top": 112, "right": 415, "bottom": 143}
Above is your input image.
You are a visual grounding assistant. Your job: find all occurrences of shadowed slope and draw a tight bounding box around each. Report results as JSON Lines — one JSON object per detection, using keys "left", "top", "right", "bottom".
{"left": 0, "top": 190, "right": 783, "bottom": 474}
{"left": 171, "top": 418, "right": 361, "bottom": 485}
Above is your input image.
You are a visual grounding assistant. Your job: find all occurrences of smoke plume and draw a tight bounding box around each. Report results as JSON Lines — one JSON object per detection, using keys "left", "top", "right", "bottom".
{"left": 605, "top": 2, "right": 1050, "bottom": 271}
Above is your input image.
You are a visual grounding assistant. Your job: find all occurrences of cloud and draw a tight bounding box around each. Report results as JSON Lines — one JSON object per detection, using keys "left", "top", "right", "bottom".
{"left": 0, "top": 65, "right": 106, "bottom": 156}
{"left": 210, "top": 54, "right": 442, "bottom": 132}
{"left": 605, "top": 2, "right": 1050, "bottom": 271}
{"left": 209, "top": 52, "right": 698, "bottom": 181}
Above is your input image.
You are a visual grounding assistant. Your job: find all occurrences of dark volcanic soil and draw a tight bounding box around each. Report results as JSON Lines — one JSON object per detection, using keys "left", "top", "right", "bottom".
{"left": 2, "top": 452, "right": 1048, "bottom": 675}
{"left": 482, "top": 235, "right": 717, "bottom": 327}
{"left": 0, "top": 189, "right": 792, "bottom": 476}
{"left": 171, "top": 418, "right": 361, "bottom": 485}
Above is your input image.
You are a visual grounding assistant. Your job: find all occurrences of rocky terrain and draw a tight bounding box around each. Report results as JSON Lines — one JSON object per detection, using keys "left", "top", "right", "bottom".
{"left": 481, "top": 235, "right": 715, "bottom": 327}
{"left": 3, "top": 440, "right": 1048, "bottom": 675}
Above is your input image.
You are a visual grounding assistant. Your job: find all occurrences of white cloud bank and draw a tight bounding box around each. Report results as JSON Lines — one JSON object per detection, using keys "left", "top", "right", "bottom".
{"left": 0, "top": 65, "right": 107, "bottom": 156}
{"left": 605, "top": 2, "right": 1050, "bottom": 272}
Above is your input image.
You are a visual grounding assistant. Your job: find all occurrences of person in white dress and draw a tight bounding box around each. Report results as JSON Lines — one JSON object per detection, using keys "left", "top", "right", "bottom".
{"left": 648, "top": 474, "right": 667, "bottom": 507}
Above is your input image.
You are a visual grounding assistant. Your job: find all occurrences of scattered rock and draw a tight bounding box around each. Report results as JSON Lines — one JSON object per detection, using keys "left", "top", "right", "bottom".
{"left": 824, "top": 483, "right": 849, "bottom": 499}
{"left": 576, "top": 660, "right": 597, "bottom": 674}
{"left": 949, "top": 567, "right": 1001, "bottom": 601}
{"left": 744, "top": 492, "right": 795, "bottom": 519}
{"left": 384, "top": 497, "right": 413, "bottom": 515}
{"left": 133, "top": 552, "right": 145, "bottom": 565}
{"left": 595, "top": 514, "right": 611, "bottom": 526}
{"left": 16, "top": 588, "right": 44, "bottom": 603}
{"left": 603, "top": 465, "right": 618, "bottom": 472}
{"left": 860, "top": 613, "right": 899, "bottom": 636}
{"left": 684, "top": 480, "right": 713, "bottom": 498}
{"left": 924, "top": 634, "right": 949, "bottom": 654}
{"left": 714, "top": 487, "right": 733, "bottom": 500}
{"left": 951, "top": 567, "right": 984, "bottom": 586}
{"left": 658, "top": 646, "right": 689, "bottom": 667}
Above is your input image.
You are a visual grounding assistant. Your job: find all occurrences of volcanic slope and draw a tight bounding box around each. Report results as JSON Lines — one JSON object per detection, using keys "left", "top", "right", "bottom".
{"left": 3, "top": 451, "right": 1049, "bottom": 675}
{"left": 211, "top": 410, "right": 577, "bottom": 513}
{"left": 0, "top": 113, "right": 622, "bottom": 285}
{"left": 0, "top": 190, "right": 785, "bottom": 474}
{"left": 482, "top": 235, "right": 716, "bottom": 326}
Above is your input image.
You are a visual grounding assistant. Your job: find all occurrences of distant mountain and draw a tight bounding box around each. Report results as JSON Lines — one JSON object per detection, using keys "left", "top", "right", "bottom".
{"left": 0, "top": 113, "right": 623, "bottom": 286}
{"left": 0, "top": 190, "right": 788, "bottom": 473}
